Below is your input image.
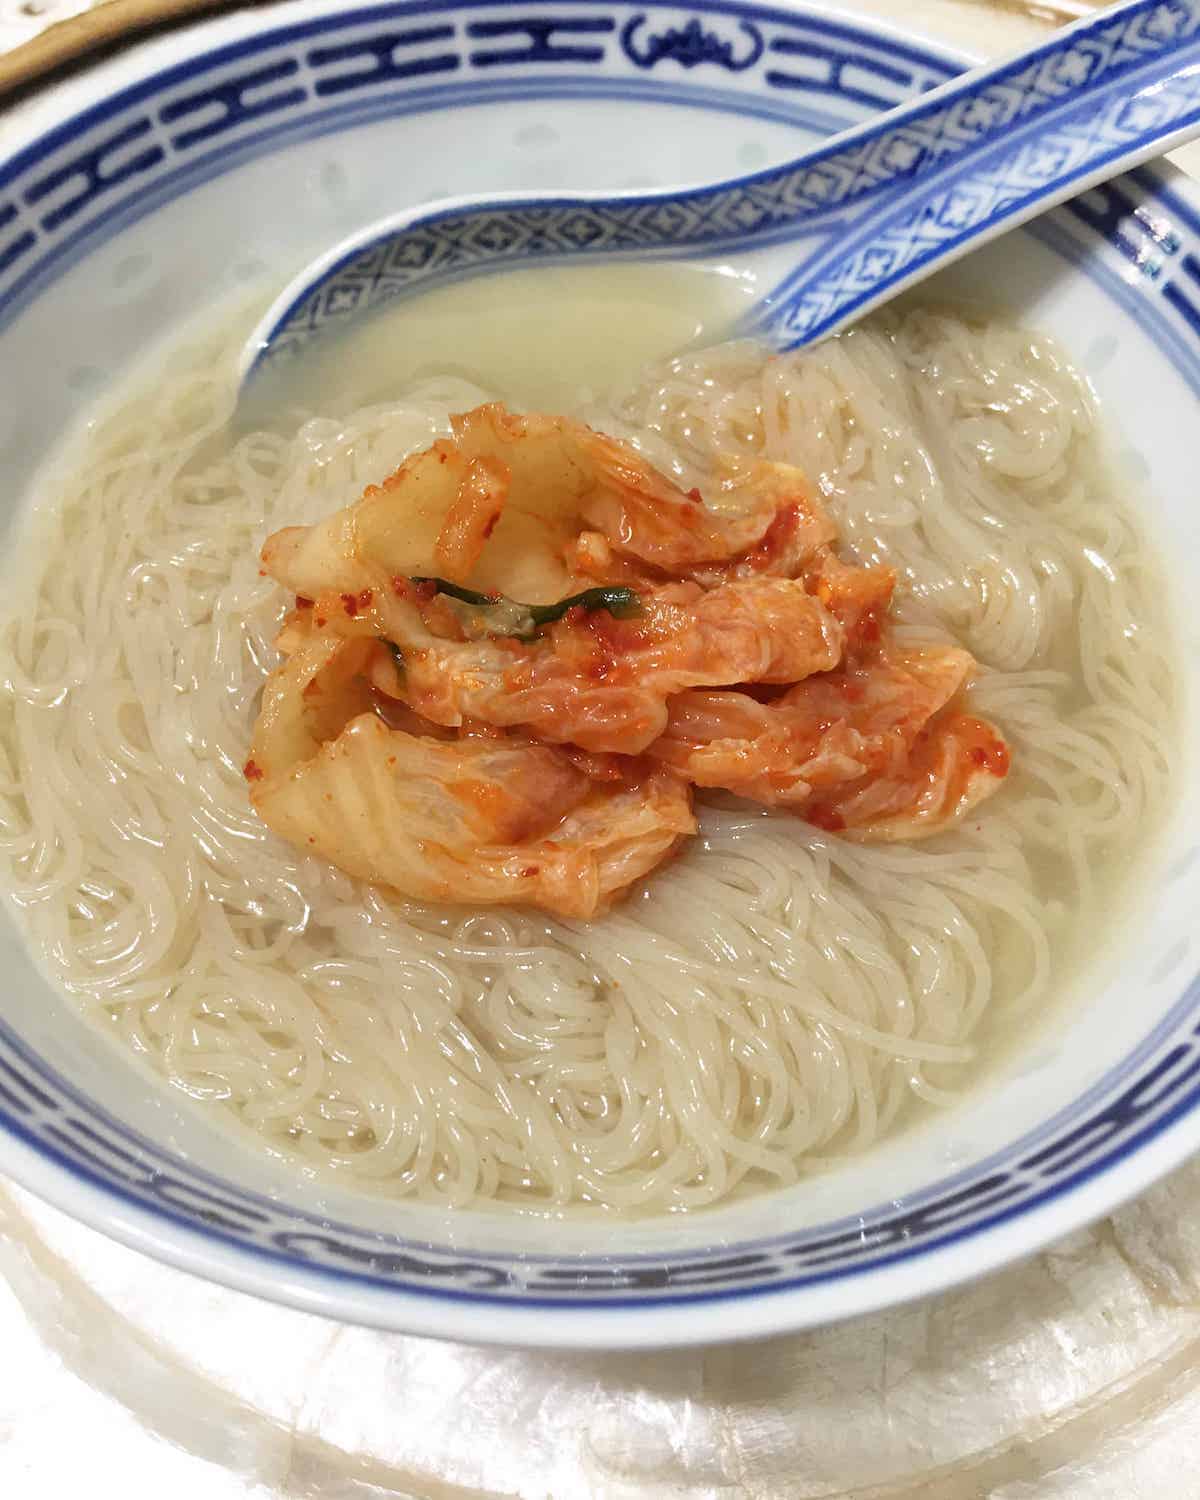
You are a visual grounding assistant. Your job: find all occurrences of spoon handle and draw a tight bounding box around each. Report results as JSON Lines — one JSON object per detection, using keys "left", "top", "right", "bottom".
{"left": 247, "top": 0, "right": 1200, "bottom": 377}
{"left": 752, "top": 0, "right": 1200, "bottom": 343}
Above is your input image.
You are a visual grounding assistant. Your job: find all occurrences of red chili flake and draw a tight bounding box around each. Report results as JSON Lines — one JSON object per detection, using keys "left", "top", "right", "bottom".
{"left": 806, "top": 806, "right": 845, "bottom": 832}
{"left": 857, "top": 611, "right": 882, "bottom": 644}
{"left": 562, "top": 605, "right": 588, "bottom": 627}
{"left": 295, "top": 595, "right": 314, "bottom": 610}
{"left": 520, "top": 866, "right": 539, "bottom": 878}
{"left": 748, "top": 504, "right": 800, "bottom": 571}
{"left": 412, "top": 579, "right": 438, "bottom": 602}
{"left": 314, "top": 615, "right": 327, "bottom": 628}
{"left": 258, "top": 568, "right": 267, "bottom": 577}
{"left": 971, "top": 739, "right": 1011, "bottom": 777}
{"left": 336, "top": 588, "right": 374, "bottom": 616}
{"left": 686, "top": 486, "right": 703, "bottom": 504}
{"left": 243, "top": 759, "right": 264, "bottom": 782}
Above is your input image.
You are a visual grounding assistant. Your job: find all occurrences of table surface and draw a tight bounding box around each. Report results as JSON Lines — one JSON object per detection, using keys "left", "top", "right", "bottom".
{"left": 3, "top": 2, "right": 1200, "bottom": 1497}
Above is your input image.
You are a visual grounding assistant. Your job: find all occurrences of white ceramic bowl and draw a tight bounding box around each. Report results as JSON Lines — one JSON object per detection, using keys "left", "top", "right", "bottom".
{"left": 1, "top": 0, "right": 1198, "bottom": 1349}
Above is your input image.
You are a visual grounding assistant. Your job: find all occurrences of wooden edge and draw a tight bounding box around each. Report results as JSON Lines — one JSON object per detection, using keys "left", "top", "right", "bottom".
{"left": 0, "top": 0, "right": 268, "bottom": 103}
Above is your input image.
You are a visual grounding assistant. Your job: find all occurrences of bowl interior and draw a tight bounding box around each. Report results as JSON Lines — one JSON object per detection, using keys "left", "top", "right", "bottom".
{"left": 1, "top": 0, "right": 1199, "bottom": 1345}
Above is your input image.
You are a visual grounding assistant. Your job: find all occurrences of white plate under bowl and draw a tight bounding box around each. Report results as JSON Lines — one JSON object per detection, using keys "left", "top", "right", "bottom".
{"left": 0, "top": 0, "right": 1198, "bottom": 1348}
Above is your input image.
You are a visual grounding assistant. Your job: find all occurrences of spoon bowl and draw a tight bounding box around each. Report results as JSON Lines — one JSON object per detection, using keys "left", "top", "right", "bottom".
{"left": 242, "top": 0, "right": 1200, "bottom": 392}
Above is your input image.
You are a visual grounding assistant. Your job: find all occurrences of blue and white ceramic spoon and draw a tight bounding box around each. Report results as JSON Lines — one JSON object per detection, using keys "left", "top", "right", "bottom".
{"left": 241, "top": 0, "right": 1200, "bottom": 388}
